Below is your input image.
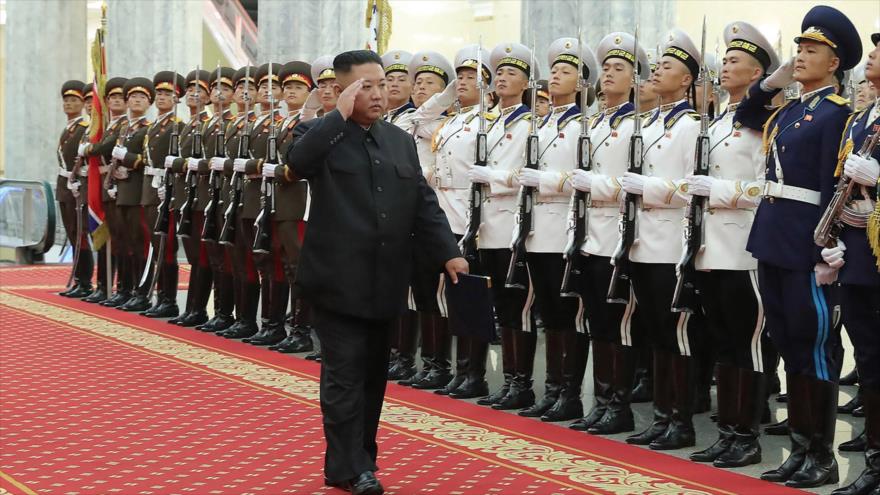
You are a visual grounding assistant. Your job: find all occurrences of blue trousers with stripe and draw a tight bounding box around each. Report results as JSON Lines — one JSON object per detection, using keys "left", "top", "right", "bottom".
{"left": 758, "top": 263, "right": 843, "bottom": 382}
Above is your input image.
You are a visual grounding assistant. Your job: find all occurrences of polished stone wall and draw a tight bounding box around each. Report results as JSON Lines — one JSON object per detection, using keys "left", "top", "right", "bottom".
{"left": 258, "top": 0, "right": 364, "bottom": 65}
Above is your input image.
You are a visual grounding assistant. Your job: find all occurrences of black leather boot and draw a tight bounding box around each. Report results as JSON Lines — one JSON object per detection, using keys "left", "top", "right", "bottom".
{"left": 571, "top": 339, "right": 611, "bottom": 430}
{"left": 478, "top": 327, "right": 514, "bottom": 406}
{"left": 437, "top": 336, "right": 469, "bottom": 395}
{"left": 627, "top": 350, "right": 673, "bottom": 445}
{"left": 589, "top": 343, "right": 636, "bottom": 435}
{"left": 631, "top": 348, "right": 654, "bottom": 403}
{"left": 412, "top": 314, "right": 453, "bottom": 390}
{"left": 401, "top": 311, "right": 435, "bottom": 387}
{"left": 715, "top": 369, "right": 767, "bottom": 468}
{"left": 82, "top": 286, "right": 107, "bottom": 303}
{"left": 831, "top": 385, "right": 879, "bottom": 495}
{"left": 493, "top": 330, "right": 536, "bottom": 410}
{"left": 389, "top": 311, "right": 419, "bottom": 381}
{"left": 691, "top": 363, "right": 738, "bottom": 462}
{"left": 219, "top": 282, "right": 260, "bottom": 339}
{"left": 179, "top": 267, "right": 213, "bottom": 327}
{"left": 786, "top": 378, "right": 839, "bottom": 488}
{"left": 840, "top": 429, "right": 868, "bottom": 452}
{"left": 762, "top": 373, "right": 812, "bottom": 482}
{"left": 766, "top": 418, "right": 790, "bottom": 435}
{"left": 520, "top": 331, "right": 564, "bottom": 418}
{"left": 840, "top": 388, "right": 864, "bottom": 414}
{"left": 840, "top": 367, "right": 860, "bottom": 386}
{"left": 650, "top": 354, "right": 696, "bottom": 450}
{"left": 542, "top": 331, "right": 587, "bottom": 422}
{"left": 246, "top": 281, "right": 288, "bottom": 346}
{"left": 450, "top": 338, "right": 490, "bottom": 399}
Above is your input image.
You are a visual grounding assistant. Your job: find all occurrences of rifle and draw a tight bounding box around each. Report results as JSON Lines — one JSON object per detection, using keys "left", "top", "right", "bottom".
{"left": 103, "top": 109, "right": 130, "bottom": 191}
{"left": 505, "top": 36, "right": 539, "bottom": 290}
{"left": 154, "top": 85, "right": 180, "bottom": 235}
{"left": 459, "top": 40, "right": 489, "bottom": 266}
{"left": 219, "top": 65, "right": 252, "bottom": 246}
{"left": 814, "top": 131, "right": 880, "bottom": 248}
{"left": 202, "top": 62, "right": 225, "bottom": 242}
{"left": 60, "top": 139, "right": 84, "bottom": 290}
{"left": 561, "top": 28, "right": 591, "bottom": 297}
{"left": 671, "top": 16, "right": 709, "bottom": 314}
{"left": 177, "top": 67, "right": 204, "bottom": 238}
{"left": 607, "top": 26, "right": 643, "bottom": 304}
{"left": 254, "top": 63, "right": 278, "bottom": 254}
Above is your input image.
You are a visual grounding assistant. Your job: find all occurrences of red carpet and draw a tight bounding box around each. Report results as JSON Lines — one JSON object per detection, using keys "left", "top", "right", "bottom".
{"left": 0, "top": 265, "right": 806, "bottom": 494}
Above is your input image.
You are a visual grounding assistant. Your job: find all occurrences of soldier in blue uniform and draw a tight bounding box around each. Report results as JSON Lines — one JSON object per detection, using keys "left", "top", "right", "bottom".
{"left": 823, "top": 30, "right": 880, "bottom": 495}
{"left": 735, "top": 5, "right": 862, "bottom": 489}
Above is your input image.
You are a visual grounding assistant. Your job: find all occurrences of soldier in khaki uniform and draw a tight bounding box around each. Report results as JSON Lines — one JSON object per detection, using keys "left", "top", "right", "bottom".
{"left": 267, "top": 61, "right": 316, "bottom": 353}
{"left": 216, "top": 66, "right": 261, "bottom": 339}
{"left": 197, "top": 66, "right": 238, "bottom": 333}
{"left": 83, "top": 77, "right": 128, "bottom": 306}
{"left": 168, "top": 69, "right": 212, "bottom": 327}
{"left": 139, "top": 71, "right": 185, "bottom": 318}
{"left": 235, "top": 62, "right": 287, "bottom": 346}
{"left": 110, "top": 77, "right": 154, "bottom": 312}
{"left": 57, "top": 80, "right": 92, "bottom": 298}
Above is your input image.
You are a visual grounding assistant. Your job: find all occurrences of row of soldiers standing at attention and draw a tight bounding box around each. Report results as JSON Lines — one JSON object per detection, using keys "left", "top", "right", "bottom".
{"left": 55, "top": 4, "right": 878, "bottom": 493}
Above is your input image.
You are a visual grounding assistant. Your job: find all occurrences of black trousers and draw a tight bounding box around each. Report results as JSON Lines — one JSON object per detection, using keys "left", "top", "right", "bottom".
{"left": 758, "top": 262, "right": 843, "bottom": 381}
{"left": 314, "top": 306, "right": 392, "bottom": 483}
{"left": 59, "top": 199, "right": 93, "bottom": 285}
{"left": 840, "top": 284, "right": 880, "bottom": 389}
{"left": 526, "top": 252, "right": 581, "bottom": 332}
{"left": 697, "top": 269, "right": 767, "bottom": 371}
{"left": 580, "top": 254, "right": 637, "bottom": 345}
{"left": 631, "top": 262, "right": 703, "bottom": 355}
{"left": 479, "top": 248, "right": 533, "bottom": 331}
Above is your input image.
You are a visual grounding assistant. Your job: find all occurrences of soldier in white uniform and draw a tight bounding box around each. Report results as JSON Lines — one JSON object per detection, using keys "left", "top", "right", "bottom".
{"left": 620, "top": 28, "right": 704, "bottom": 451}
{"left": 382, "top": 50, "right": 416, "bottom": 126}
{"left": 397, "top": 51, "right": 460, "bottom": 391}
{"left": 468, "top": 42, "right": 538, "bottom": 411}
{"left": 686, "top": 21, "right": 778, "bottom": 468}
{"left": 569, "top": 32, "right": 650, "bottom": 436}
{"left": 426, "top": 45, "right": 496, "bottom": 400}
{"left": 516, "top": 37, "right": 597, "bottom": 423}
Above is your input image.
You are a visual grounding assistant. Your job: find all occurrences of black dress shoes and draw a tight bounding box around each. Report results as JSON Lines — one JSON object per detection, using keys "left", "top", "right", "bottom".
{"left": 119, "top": 295, "right": 151, "bottom": 312}
{"left": 448, "top": 378, "right": 489, "bottom": 399}
{"left": 218, "top": 321, "right": 259, "bottom": 339}
{"left": 65, "top": 284, "right": 93, "bottom": 299}
{"left": 839, "top": 429, "right": 867, "bottom": 452}
{"left": 325, "top": 471, "right": 384, "bottom": 495}
{"left": 197, "top": 314, "right": 234, "bottom": 332}
{"left": 176, "top": 310, "right": 209, "bottom": 327}
{"left": 765, "top": 418, "right": 790, "bottom": 436}
{"left": 101, "top": 291, "right": 131, "bottom": 307}
{"left": 82, "top": 288, "right": 107, "bottom": 303}
{"left": 244, "top": 323, "right": 287, "bottom": 346}
{"left": 143, "top": 300, "right": 179, "bottom": 318}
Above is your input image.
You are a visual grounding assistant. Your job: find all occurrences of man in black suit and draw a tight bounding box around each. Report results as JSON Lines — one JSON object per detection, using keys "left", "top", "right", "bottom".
{"left": 287, "top": 50, "right": 467, "bottom": 495}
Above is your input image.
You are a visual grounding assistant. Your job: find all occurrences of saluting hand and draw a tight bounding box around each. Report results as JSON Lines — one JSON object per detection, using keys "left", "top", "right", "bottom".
{"left": 763, "top": 57, "right": 795, "bottom": 90}
{"left": 337, "top": 79, "right": 364, "bottom": 121}
{"left": 445, "top": 257, "right": 469, "bottom": 285}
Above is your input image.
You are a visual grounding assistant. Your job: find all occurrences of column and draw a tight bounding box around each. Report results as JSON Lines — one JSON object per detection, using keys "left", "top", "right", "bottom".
{"left": 258, "top": 0, "right": 363, "bottom": 64}
{"left": 3, "top": 0, "right": 87, "bottom": 182}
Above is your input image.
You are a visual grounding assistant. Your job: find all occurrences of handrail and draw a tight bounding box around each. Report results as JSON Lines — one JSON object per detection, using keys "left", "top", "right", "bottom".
{"left": 0, "top": 179, "right": 56, "bottom": 264}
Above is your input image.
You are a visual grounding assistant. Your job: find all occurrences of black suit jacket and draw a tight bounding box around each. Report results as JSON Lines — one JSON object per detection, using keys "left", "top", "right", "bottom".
{"left": 288, "top": 109, "right": 460, "bottom": 320}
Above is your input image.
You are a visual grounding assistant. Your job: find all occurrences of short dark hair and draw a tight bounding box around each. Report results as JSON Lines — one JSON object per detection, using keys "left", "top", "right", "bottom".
{"left": 333, "top": 50, "right": 383, "bottom": 76}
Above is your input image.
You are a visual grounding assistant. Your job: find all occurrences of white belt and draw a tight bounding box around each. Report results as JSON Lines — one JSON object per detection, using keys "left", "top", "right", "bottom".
{"left": 76, "top": 168, "right": 88, "bottom": 177}
{"left": 58, "top": 169, "right": 72, "bottom": 179}
{"left": 145, "top": 166, "right": 164, "bottom": 176}
{"left": 762, "top": 181, "right": 820, "bottom": 206}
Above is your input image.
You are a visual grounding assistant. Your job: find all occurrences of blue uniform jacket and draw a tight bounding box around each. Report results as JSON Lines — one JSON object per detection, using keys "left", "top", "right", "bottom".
{"left": 838, "top": 103, "right": 880, "bottom": 287}
{"left": 736, "top": 83, "right": 851, "bottom": 271}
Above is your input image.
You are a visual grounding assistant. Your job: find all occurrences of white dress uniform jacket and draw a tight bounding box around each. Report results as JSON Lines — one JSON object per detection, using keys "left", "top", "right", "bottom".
{"left": 630, "top": 99, "right": 700, "bottom": 264}
{"left": 527, "top": 103, "right": 580, "bottom": 253}
{"left": 480, "top": 104, "right": 532, "bottom": 249}
{"left": 696, "top": 102, "right": 764, "bottom": 270}
{"left": 582, "top": 102, "right": 636, "bottom": 257}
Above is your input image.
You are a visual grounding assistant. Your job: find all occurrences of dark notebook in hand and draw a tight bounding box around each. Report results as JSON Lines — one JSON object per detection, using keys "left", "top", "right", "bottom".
{"left": 444, "top": 273, "right": 495, "bottom": 343}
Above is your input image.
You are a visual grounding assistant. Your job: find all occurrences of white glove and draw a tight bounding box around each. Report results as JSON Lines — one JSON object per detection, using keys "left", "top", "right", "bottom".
{"left": 112, "top": 167, "right": 129, "bottom": 180}
{"left": 164, "top": 155, "right": 176, "bottom": 169}
{"left": 67, "top": 180, "right": 80, "bottom": 197}
{"left": 570, "top": 169, "right": 592, "bottom": 192}
{"left": 210, "top": 156, "right": 226, "bottom": 172}
{"left": 844, "top": 153, "right": 880, "bottom": 187}
{"left": 620, "top": 172, "right": 646, "bottom": 195}
{"left": 262, "top": 163, "right": 278, "bottom": 178}
{"left": 302, "top": 89, "right": 321, "bottom": 121}
{"left": 821, "top": 239, "right": 846, "bottom": 269}
{"left": 186, "top": 157, "right": 200, "bottom": 172}
{"left": 77, "top": 142, "right": 88, "bottom": 157}
{"left": 517, "top": 168, "right": 541, "bottom": 187}
{"left": 436, "top": 81, "right": 458, "bottom": 109}
{"left": 233, "top": 158, "right": 248, "bottom": 173}
{"left": 468, "top": 166, "right": 493, "bottom": 184}
{"left": 107, "top": 186, "right": 117, "bottom": 199}
{"left": 111, "top": 145, "right": 127, "bottom": 160}
{"left": 763, "top": 57, "right": 795, "bottom": 90}
{"left": 814, "top": 262, "right": 838, "bottom": 286}
{"left": 157, "top": 183, "right": 166, "bottom": 201}
{"left": 685, "top": 174, "right": 715, "bottom": 197}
